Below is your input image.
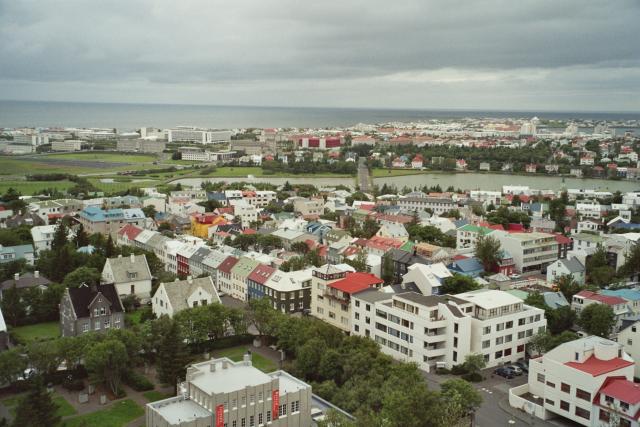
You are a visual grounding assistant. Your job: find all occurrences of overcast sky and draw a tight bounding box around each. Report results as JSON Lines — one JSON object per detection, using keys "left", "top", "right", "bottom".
{"left": 1, "top": 0, "right": 639, "bottom": 111}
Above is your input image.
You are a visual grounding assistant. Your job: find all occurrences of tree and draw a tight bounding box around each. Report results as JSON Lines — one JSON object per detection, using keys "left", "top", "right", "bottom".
{"left": 85, "top": 338, "right": 129, "bottom": 395}
{"left": 462, "top": 353, "right": 486, "bottom": 376}
{"left": 63, "top": 266, "right": 101, "bottom": 288}
{"left": 524, "top": 292, "right": 546, "bottom": 309}
{"left": 381, "top": 253, "right": 395, "bottom": 285}
{"left": 105, "top": 235, "right": 116, "bottom": 258}
{"left": 74, "top": 223, "right": 89, "bottom": 248}
{"left": 530, "top": 331, "right": 579, "bottom": 354}
{"left": 555, "top": 274, "right": 583, "bottom": 301}
{"left": 156, "top": 317, "right": 190, "bottom": 393}
{"left": 247, "top": 297, "right": 279, "bottom": 339}
{"left": 619, "top": 243, "right": 640, "bottom": 279}
{"left": 290, "top": 241, "right": 310, "bottom": 255}
{"left": 11, "top": 377, "right": 61, "bottom": 427}
{"left": 142, "top": 205, "right": 157, "bottom": 218}
{"left": 0, "top": 348, "right": 28, "bottom": 386}
{"left": 0, "top": 285, "right": 25, "bottom": 326}
{"left": 440, "top": 274, "right": 480, "bottom": 294}
{"left": 578, "top": 304, "right": 615, "bottom": 337}
{"left": 547, "top": 306, "right": 577, "bottom": 335}
{"left": 346, "top": 249, "right": 369, "bottom": 272}
{"left": 475, "top": 234, "right": 501, "bottom": 271}
{"left": 51, "top": 221, "right": 68, "bottom": 253}
{"left": 439, "top": 378, "right": 483, "bottom": 423}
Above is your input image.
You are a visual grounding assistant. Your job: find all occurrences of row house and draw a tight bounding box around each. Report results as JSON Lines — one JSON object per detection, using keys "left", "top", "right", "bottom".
{"left": 230, "top": 257, "right": 261, "bottom": 301}
{"left": 248, "top": 267, "right": 313, "bottom": 314}
{"left": 217, "top": 256, "right": 240, "bottom": 296}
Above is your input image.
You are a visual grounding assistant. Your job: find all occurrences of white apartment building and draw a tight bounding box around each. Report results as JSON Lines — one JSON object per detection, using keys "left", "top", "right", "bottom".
{"left": 509, "top": 336, "right": 637, "bottom": 427}
{"left": 397, "top": 196, "right": 457, "bottom": 215}
{"left": 469, "top": 190, "right": 502, "bottom": 206}
{"left": 494, "top": 231, "right": 559, "bottom": 273}
{"left": 51, "top": 140, "right": 83, "bottom": 151}
{"left": 618, "top": 321, "right": 640, "bottom": 378}
{"left": 146, "top": 356, "right": 312, "bottom": 427}
{"left": 576, "top": 201, "right": 605, "bottom": 219}
{"left": 244, "top": 191, "right": 277, "bottom": 208}
{"left": 230, "top": 200, "right": 258, "bottom": 227}
{"left": 351, "top": 289, "right": 546, "bottom": 372}
{"left": 293, "top": 198, "right": 324, "bottom": 217}
{"left": 30, "top": 224, "right": 70, "bottom": 254}
{"left": 168, "top": 127, "right": 233, "bottom": 144}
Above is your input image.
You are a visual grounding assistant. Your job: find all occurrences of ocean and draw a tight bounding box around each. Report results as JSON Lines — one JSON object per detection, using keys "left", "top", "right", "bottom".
{"left": 0, "top": 100, "right": 638, "bottom": 131}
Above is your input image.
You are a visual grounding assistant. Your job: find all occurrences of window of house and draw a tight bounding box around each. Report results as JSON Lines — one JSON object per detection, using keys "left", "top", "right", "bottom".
{"left": 266, "top": 411, "right": 271, "bottom": 422}
{"left": 575, "top": 407, "right": 590, "bottom": 420}
{"left": 495, "top": 350, "right": 503, "bottom": 359}
{"left": 482, "top": 340, "right": 490, "bottom": 349}
{"left": 454, "top": 323, "right": 459, "bottom": 333}
{"left": 258, "top": 413, "right": 263, "bottom": 425}
{"left": 576, "top": 389, "right": 591, "bottom": 401}
{"left": 560, "top": 401, "right": 569, "bottom": 411}
{"left": 504, "top": 348, "right": 512, "bottom": 356}
{"left": 621, "top": 401, "right": 630, "bottom": 411}
{"left": 506, "top": 321, "right": 513, "bottom": 328}
{"left": 355, "top": 300, "right": 360, "bottom": 307}
{"left": 599, "top": 409, "right": 610, "bottom": 422}
{"left": 546, "top": 381, "right": 555, "bottom": 388}
{"left": 517, "top": 344, "right": 525, "bottom": 353}
{"left": 249, "top": 415, "right": 254, "bottom": 427}
{"left": 537, "top": 373, "right": 545, "bottom": 383}
{"left": 545, "top": 399, "right": 554, "bottom": 406}
{"left": 561, "top": 383, "right": 570, "bottom": 393}
{"left": 496, "top": 337, "right": 503, "bottom": 345}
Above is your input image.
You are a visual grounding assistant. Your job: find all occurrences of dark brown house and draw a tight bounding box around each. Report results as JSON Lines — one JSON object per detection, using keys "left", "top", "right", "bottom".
{"left": 60, "top": 283, "right": 124, "bottom": 337}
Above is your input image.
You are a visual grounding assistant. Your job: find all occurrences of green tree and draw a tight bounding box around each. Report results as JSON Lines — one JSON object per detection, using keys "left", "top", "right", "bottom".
{"left": 381, "top": 253, "right": 395, "bottom": 285}
{"left": 524, "top": 292, "right": 546, "bottom": 309}
{"left": 462, "top": 353, "right": 486, "bottom": 376}
{"left": 578, "top": 303, "right": 615, "bottom": 337}
{"left": 11, "top": 377, "right": 61, "bottom": 427}
{"left": 555, "top": 274, "right": 583, "bottom": 301}
{"left": 440, "top": 274, "right": 480, "bottom": 294}
{"left": 62, "top": 266, "right": 101, "bottom": 288}
{"left": 439, "top": 378, "right": 483, "bottom": 424}
{"left": 290, "top": 241, "right": 310, "bottom": 254}
{"left": 619, "top": 243, "right": 640, "bottom": 278}
{"left": 74, "top": 223, "right": 90, "bottom": 248}
{"left": 0, "top": 348, "right": 28, "bottom": 386}
{"left": 475, "top": 234, "right": 501, "bottom": 271}
{"left": 547, "top": 306, "right": 577, "bottom": 335}
{"left": 156, "top": 317, "right": 190, "bottom": 393}
{"left": 346, "top": 249, "right": 369, "bottom": 272}
{"left": 51, "top": 221, "right": 68, "bottom": 254}
{"left": 142, "top": 205, "right": 157, "bottom": 218}
{"left": 247, "top": 297, "right": 279, "bottom": 339}
{"left": 0, "top": 285, "right": 25, "bottom": 326}
{"left": 105, "top": 234, "right": 116, "bottom": 258}
{"left": 86, "top": 338, "right": 129, "bottom": 395}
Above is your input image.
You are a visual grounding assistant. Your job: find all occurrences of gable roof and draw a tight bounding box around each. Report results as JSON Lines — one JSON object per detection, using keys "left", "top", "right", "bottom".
{"left": 217, "top": 256, "right": 239, "bottom": 274}
{"left": 1, "top": 272, "right": 51, "bottom": 291}
{"left": 68, "top": 283, "right": 124, "bottom": 318}
{"left": 329, "top": 272, "right": 383, "bottom": 295}
{"left": 105, "top": 254, "right": 152, "bottom": 283}
{"left": 231, "top": 257, "right": 261, "bottom": 278}
{"left": 248, "top": 264, "right": 276, "bottom": 285}
{"left": 556, "top": 257, "right": 585, "bottom": 273}
{"left": 158, "top": 277, "right": 220, "bottom": 313}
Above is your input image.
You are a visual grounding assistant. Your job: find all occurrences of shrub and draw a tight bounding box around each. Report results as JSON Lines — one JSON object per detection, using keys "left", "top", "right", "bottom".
{"left": 124, "top": 370, "right": 154, "bottom": 392}
{"left": 62, "top": 376, "right": 85, "bottom": 391}
{"left": 450, "top": 364, "right": 469, "bottom": 375}
{"left": 462, "top": 372, "right": 483, "bottom": 382}
{"left": 435, "top": 367, "right": 451, "bottom": 375}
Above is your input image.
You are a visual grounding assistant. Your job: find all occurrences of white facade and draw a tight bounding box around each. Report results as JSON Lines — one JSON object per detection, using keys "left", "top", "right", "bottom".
{"left": 168, "top": 127, "right": 233, "bottom": 144}
{"left": 493, "top": 231, "right": 559, "bottom": 273}
{"left": 351, "top": 289, "right": 546, "bottom": 372}
{"left": 51, "top": 140, "right": 82, "bottom": 151}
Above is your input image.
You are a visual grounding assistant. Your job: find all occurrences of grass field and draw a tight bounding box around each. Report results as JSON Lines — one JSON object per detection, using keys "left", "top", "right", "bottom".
{"left": 88, "top": 178, "right": 159, "bottom": 193}
{"left": 10, "top": 321, "right": 60, "bottom": 343}
{"left": 1, "top": 393, "right": 77, "bottom": 418}
{"left": 63, "top": 399, "right": 144, "bottom": 427}
{"left": 46, "top": 152, "right": 158, "bottom": 163}
{"left": 143, "top": 390, "right": 173, "bottom": 402}
{"left": 371, "top": 168, "right": 434, "bottom": 177}
{"left": 0, "top": 154, "right": 164, "bottom": 177}
{"left": 213, "top": 346, "right": 278, "bottom": 373}
{"left": 0, "top": 180, "right": 75, "bottom": 195}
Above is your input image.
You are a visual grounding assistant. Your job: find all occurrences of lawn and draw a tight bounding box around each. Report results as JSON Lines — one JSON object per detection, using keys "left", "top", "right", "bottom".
{"left": 371, "top": 168, "right": 433, "bottom": 177}
{"left": 1, "top": 393, "right": 76, "bottom": 418}
{"left": 213, "top": 346, "right": 278, "bottom": 373}
{"left": 0, "top": 155, "right": 163, "bottom": 176}
{"left": 63, "top": 399, "right": 144, "bottom": 427}
{"left": 143, "top": 390, "right": 173, "bottom": 402}
{"left": 47, "top": 152, "right": 158, "bottom": 163}
{"left": 0, "top": 180, "right": 75, "bottom": 195}
{"left": 10, "top": 321, "right": 60, "bottom": 343}
{"left": 88, "top": 178, "right": 159, "bottom": 193}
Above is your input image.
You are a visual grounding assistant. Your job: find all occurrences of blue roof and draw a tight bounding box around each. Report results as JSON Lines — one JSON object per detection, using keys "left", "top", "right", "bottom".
{"left": 453, "top": 219, "right": 469, "bottom": 228}
{"left": 77, "top": 245, "right": 96, "bottom": 254}
{"left": 0, "top": 244, "right": 34, "bottom": 262}
{"left": 610, "top": 222, "right": 640, "bottom": 230}
{"left": 543, "top": 292, "right": 569, "bottom": 309}
{"left": 602, "top": 289, "right": 640, "bottom": 301}
{"left": 450, "top": 257, "right": 484, "bottom": 273}
{"left": 207, "top": 192, "right": 227, "bottom": 201}
{"left": 80, "top": 206, "right": 144, "bottom": 222}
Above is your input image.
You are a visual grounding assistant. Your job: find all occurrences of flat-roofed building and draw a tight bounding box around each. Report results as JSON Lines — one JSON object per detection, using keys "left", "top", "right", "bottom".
{"left": 146, "top": 356, "right": 312, "bottom": 427}
{"left": 51, "top": 140, "right": 83, "bottom": 151}
{"left": 493, "top": 231, "right": 559, "bottom": 273}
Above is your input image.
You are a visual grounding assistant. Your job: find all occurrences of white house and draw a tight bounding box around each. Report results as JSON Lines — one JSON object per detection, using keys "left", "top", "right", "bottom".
{"left": 375, "top": 223, "right": 408, "bottom": 242}
{"left": 101, "top": 254, "right": 153, "bottom": 301}
{"left": 401, "top": 262, "right": 452, "bottom": 296}
{"left": 152, "top": 276, "right": 221, "bottom": 318}
{"left": 509, "top": 336, "right": 637, "bottom": 427}
{"left": 546, "top": 258, "right": 585, "bottom": 285}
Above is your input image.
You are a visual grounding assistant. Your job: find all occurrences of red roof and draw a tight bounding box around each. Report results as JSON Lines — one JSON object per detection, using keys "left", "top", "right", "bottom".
{"left": 554, "top": 233, "right": 572, "bottom": 245}
{"left": 574, "top": 290, "right": 627, "bottom": 306}
{"left": 247, "top": 264, "right": 275, "bottom": 285}
{"left": 600, "top": 378, "right": 640, "bottom": 404}
{"left": 565, "top": 355, "right": 634, "bottom": 376}
{"left": 217, "top": 256, "right": 239, "bottom": 274}
{"left": 242, "top": 228, "right": 257, "bottom": 235}
{"left": 329, "top": 272, "right": 383, "bottom": 295}
{"left": 118, "top": 224, "right": 143, "bottom": 240}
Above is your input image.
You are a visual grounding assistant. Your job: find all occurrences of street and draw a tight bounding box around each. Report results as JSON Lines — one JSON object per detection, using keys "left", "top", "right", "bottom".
{"left": 357, "top": 157, "right": 371, "bottom": 192}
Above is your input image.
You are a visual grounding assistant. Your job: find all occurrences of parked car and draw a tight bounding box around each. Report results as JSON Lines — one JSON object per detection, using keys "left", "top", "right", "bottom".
{"left": 494, "top": 367, "right": 515, "bottom": 379}
{"left": 507, "top": 365, "right": 524, "bottom": 376}
{"left": 514, "top": 360, "right": 529, "bottom": 372}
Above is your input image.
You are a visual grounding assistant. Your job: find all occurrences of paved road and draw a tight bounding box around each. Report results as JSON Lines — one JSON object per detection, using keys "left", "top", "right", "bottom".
{"left": 357, "top": 157, "right": 371, "bottom": 192}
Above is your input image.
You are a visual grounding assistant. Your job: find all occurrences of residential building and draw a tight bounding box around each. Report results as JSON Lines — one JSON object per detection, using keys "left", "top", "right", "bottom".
{"left": 352, "top": 289, "right": 546, "bottom": 372}
{"left": 0, "top": 244, "right": 35, "bottom": 266}
{"left": 217, "top": 256, "right": 240, "bottom": 296}
{"left": 571, "top": 290, "right": 630, "bottom": 329}
{"left": 101, "top": 254, "right": 153, "bottom": 301}
{"left": 168, "top": 127, "right": 233, "bottom": 144}
{"left": 152, "top": 276, "right": 221, "bottom": 318}
{"left": 30, "top": 224, "right": 61, "bottom": 254}
{"left": 387, "top": 248, "right": 430, "bottom": 284}
{"left": 77, "top": 206, "right": 146, "bottom": 237}
{"left": 60, "top": 283, "right": 124, "bottom": 337}
{"left": 311, "top": 268, "right": 383, "bottom": 333}
{"left": 375, "top": 223, "right": 409, "bottom": 242}
{"left": 293, "top": 198, "right": 324, "bottom": 217}
{"left": 546, "top": 258, "right": 585, "bottom": 285}
{"left": 0, "top": 307, "right": 7, "bottom": 351}
{"left": 146, "top": 356, "right": 312, "bottom": 427}
{"left": 397, "top": 196, "right": 457, "bottom": 215}
{"left": 230, "top": 257, "right": 261, "bottom": 301}
{"left": 456, "top": 224, "right": 494, "bottom": 250}
{"left": 509, "top": 336, "right": 636, "bottom": 427}
{"left": 0, "top": 271, "right": 51, "bottom": 300}
{"left": 231, "top": 200, "right": 258, "bottom": 227}
{"left": 249, "top": 267, "right": 313, "bottom": 314}
{"left": 494, "top": 231, "right": 559, "bottom": 273}
{"left": 401, "top": 263, "right": 452, "bottom": 295}
{"left": 618, "top": 321, "right": 640, "bottom": 378}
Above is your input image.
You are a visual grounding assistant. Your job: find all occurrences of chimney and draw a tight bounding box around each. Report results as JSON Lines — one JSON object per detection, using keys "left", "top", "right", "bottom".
{"left": 187, "top": 276, "right": 193, "bottom": 283}
{"left": 210, "top": 362, "right": 216, "bottom": 372}
{"left": 243, "top": 352, "right": 252, "bottom": 366}
{"left": 118, "top": 254, "right": 123, "bottom": 258}
{"left": 130, "top": 253, "right": 135, "bottom": 263}
{"left": 34, "top": 270, "right": 39, "bottom": 278}
{"left": 222, "top": 360, "right": 228, "bottom": 369}
{"left": 174, "top": 278, "right": 179, "bottom": 282}
{"left": 413, "top": 247, "right": 417, "bottom": 256}
{"left": 14, "top": 273, "right": 19, "bottom": 281}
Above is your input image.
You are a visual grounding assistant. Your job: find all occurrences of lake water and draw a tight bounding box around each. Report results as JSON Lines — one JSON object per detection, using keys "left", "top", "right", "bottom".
{"left": 173, "top": 172, "right": 640, "bottom": 193}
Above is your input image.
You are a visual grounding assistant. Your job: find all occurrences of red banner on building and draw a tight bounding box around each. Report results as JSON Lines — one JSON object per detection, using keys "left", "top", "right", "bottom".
{"left": 272, "top": 390, "right": 280, "bottom": 420}
{"left": 215, "top": 404, "right": 224, "bottom": 427}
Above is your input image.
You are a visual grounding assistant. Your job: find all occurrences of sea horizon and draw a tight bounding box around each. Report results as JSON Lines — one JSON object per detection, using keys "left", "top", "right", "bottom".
{"left": 1, "top": 99, "right": 639, "bottom": 131}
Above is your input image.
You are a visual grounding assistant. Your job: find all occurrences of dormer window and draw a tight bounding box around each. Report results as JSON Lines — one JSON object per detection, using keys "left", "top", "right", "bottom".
{"left": 575, "top": 352, "right": 579, "bottom": 361}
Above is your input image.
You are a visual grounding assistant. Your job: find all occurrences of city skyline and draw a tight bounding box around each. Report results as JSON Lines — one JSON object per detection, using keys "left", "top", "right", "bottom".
{"left": 1, "top": 0, "right": 639, "bottom": 112}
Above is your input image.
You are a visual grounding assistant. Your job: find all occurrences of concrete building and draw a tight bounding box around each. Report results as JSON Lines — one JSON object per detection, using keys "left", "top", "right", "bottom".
{"left": 509, "top": 336, "right": 637, "bottom": 427}
{"left": 293, "top": 198, "right": 324, "bottom": 217}
{"left": 618, "top": 321, "right": 640, "bottom": 378}
{"left": 117, "top": 139, "right": 166, "bottom": 153}
{"left": 60, "top": 283, "right": 124, "bottom": 337}
{"left": 146, "top": 356, "right": 312, "bottom": 427}
{"left": 310, "top": 267, "right": 383, "bottom": 333}
{"left": 456, "top": 224, "right": 495, "bottom": 250}
{"left": 494, "top": 231, "right": 559, "bottom": 273}
{"left": 230, "top": 257, "right": 261, "bottom": 302}
{"left": 51, "top": 140, "right": 83, "bottom": 151}
{"left": 168, "top": 127, "right": 233, "bottom": 144}
{"left": 351, "top": 289, "right": 546, "bottom": 372}
{"left": 248, "top": 267, "right": 313, "bottom": 314}
{"left": 152, "top": 276, "right": 221, "bottom": 318}
{"left": 77, "top": 206, "right": 146, "bottom": 237}
{"left": 401, "top": 262, "right": 452, "bottom": 296}
{"left": 397, "top": 196, "right": 457, "bottom": 215}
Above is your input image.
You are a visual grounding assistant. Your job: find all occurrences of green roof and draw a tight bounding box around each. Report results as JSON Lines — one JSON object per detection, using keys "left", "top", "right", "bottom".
{"left": 230, "top": 257, "right": 261, "bottom": 278}
{"left": 458, "top": 224, "right": 493, "bottom": 235}
{"left": 505, "top": 289, "right": 529, "bottom": 301}
{"left": 400, "top": 241, "right": 415, "bottom": 252}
